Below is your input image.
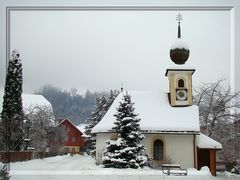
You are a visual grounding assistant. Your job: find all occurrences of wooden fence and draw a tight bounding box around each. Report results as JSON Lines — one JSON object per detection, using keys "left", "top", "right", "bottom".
{"left": 0, "top": 151, "right": 32, "bottom": 163}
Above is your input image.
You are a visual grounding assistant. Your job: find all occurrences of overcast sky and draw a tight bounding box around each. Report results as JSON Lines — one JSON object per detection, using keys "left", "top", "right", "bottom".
{"left": 1, "top": 10, "right": 231, "bottom": 94}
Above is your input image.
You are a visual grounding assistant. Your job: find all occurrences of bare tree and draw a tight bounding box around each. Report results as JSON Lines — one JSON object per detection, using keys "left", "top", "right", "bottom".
{"left": 193, "top": 79, "right": 240, "bottom": 163}
{"left": 24, "top": 105, "right": 66, "bottom": 155}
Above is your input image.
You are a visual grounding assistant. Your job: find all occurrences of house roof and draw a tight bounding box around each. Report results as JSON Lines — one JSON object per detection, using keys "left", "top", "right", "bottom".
{"left": 77, "top": 124, "right": 88, "bottom": 136}
{"left": 23, "top": 94, "right": 55, "bottom": 125}
{"left": 0, "top": 91, "right": 53, "bottom": 112}
{"left": 0, "top": 92, "right": 55, "bottom": 125}
{"left": 92, "top": 91, "right": 200, "bottom": 134}
{"left": 196, "top": 133, "right": 222, "bottom": 150}
{"left": 22, "top": 94, "right": 51, "bottom": 107}
{"left": 58, "top": 119, "right": 83, "bottom": 135}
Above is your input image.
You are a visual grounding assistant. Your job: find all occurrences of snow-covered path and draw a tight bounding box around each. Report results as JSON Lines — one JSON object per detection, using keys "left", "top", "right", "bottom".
{"left": 11, "top": 154, "right": 97, "bottom": 171}
{"left": 7, "top": 154, "right": 239, "bottom": 180}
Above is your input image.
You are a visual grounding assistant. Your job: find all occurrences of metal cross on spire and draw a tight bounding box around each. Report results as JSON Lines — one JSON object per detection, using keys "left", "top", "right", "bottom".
{"left": 176, "top": 13, "right": 183, "bottom": 22}
{"left": 176, "top": 13, "right": 183, "bottom": 38}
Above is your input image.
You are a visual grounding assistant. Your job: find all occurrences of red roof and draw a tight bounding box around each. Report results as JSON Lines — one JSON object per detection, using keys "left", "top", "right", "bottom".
{"left": 58, "top": 119, "right": 83, "bottom": 134}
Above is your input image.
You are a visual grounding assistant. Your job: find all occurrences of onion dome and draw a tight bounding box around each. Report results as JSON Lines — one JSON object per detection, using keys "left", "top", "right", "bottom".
{"left": 170, "top": 13, "right": 190, "bottom": 65}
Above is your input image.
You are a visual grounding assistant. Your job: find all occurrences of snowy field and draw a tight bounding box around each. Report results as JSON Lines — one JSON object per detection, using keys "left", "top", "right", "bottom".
{"left": 2, "top": 154, "right": 238, "bottom": 180}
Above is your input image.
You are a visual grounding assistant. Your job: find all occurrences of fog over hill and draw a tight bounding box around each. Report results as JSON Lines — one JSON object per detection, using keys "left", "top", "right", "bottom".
{"left": 35, "top": 85, "right": 98, "bottom": 125}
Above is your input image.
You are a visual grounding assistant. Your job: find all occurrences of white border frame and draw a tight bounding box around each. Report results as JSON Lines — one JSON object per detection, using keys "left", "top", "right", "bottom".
{"left": 3, "top": 2, "right": 240, "bottom": 92}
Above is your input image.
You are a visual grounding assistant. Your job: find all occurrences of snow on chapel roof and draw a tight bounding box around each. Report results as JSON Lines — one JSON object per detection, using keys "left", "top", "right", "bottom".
{"left": 92, "top": 91, "right": 200, "bottom": 133}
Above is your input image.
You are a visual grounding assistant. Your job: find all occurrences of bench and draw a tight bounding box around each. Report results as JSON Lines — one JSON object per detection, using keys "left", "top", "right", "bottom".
{"left": 162, "top": 164, "right": 188, "bottom": 176}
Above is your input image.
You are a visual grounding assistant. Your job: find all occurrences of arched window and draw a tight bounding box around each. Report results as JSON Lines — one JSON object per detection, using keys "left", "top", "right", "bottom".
{"left": 178, "top": 79, "right": 185, "bottom": 88}
{"left": 153, "top": 139, "right": 163, "bottom": 160}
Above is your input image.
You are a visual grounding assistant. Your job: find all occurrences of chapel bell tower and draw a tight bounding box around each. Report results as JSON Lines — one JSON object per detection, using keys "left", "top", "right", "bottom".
{"left": 166, "top": 13, "right": 195, "bottom": 107}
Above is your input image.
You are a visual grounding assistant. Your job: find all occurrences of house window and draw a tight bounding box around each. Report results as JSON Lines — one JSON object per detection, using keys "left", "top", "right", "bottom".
{"left": 153, "top": 139, "right": 163, "bottom": 160}
{"left": 72, "top": 137, "right": 76, "bottom": 142}
{"left": 68, "top": 136, "right": 71, "bottom": 142}
{"left": 178, "top": 79, "right": 185, "bottom": 88}
{"left": 64, "top": 147, "right": 70, "bottom": 152}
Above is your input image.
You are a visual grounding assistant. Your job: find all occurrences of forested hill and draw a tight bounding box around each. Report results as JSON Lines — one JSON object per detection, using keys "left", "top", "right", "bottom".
{"left": 35, "top": 85, "right": 97, "bottom": 125}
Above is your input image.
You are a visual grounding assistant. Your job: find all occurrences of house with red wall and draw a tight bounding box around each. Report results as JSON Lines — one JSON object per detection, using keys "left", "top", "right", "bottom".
{"left": 58, "top": 119, "right": 85, "bottom": 153}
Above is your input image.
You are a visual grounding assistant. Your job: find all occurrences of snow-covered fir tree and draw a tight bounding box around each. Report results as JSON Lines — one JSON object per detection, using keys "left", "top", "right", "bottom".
{"left": 107, "top": 90, "right": 119, "bottom": 109}
{"left": 1, "top": 50, "right": 24, "bottom": 151}
{"left": 85, "top": 90, "right": 119, "bottom": 154}
{"left": 85, "top": 95, "right": 108, "bottom": 152}
{"left": 102, "top": 92, "right": 147, "bottom": 168}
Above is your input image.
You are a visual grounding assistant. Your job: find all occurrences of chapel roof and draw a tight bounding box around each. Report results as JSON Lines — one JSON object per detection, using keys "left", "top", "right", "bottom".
{"left": 92, "top": 91, "right": 200, "bottom": 134}
{"left": 196, "top": 133, "right": 222, "bottom": 150}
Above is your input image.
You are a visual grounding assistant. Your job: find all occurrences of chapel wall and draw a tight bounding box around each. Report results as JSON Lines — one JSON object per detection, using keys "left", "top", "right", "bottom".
{"left": 96, "top": 133, "right": 195, "bottom": 168}
{"left": 143, "top": 134, "right": 195, "bottom": 168}
{"left": 95, "top": 133, "right": 113, "bottom": 164}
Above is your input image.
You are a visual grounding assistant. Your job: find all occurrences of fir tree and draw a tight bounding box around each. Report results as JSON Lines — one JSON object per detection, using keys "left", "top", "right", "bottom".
{"left": 106, "top": 90, "right": 119, "bottom": 109}
{"left": 102, "top": 93, "right": 147, "bottom": 168}
{"left": 1, "top": 50, "right": 24, "bottom": 151}
{"left": 85, "top": 90, "right": 119, "bottom": 154}
{"left": 102, "top": 138, "right": 128, "bottom": 168}
{"left": 85, "top": 95, "right": 109, "bottom": 153}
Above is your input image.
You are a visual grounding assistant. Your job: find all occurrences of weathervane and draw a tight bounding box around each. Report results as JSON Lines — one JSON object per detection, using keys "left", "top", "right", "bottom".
{"left": 176, "top": 13, "right": 183, "bottom": 38}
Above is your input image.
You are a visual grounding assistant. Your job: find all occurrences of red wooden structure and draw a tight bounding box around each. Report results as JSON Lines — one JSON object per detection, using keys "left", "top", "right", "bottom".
{"left": 58, "top": 119, "right": 85, "bottom": 153}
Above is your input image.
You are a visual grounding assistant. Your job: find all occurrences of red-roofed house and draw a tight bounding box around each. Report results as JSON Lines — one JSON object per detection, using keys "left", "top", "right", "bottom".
{"left": 58, "top": 119, "right": 85, "bottom": 153}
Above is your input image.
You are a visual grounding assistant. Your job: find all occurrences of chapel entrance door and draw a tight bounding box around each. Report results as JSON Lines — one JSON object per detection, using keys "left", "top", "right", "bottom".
{"left": 197, "top": 148, "right": 216, "bottom": 176}
{"left": 197, "top": 149, "right": 210, "bottom": 169}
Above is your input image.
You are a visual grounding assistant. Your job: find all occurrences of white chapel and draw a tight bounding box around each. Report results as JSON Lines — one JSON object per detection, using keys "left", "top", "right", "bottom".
{"left": 92, "top": 14, "right": 222, "bottom": 176}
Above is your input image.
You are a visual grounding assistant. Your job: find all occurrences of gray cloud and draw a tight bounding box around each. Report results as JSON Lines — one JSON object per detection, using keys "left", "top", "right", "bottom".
{"left": 1, "top": 10, "right": 231, "bottom": 93}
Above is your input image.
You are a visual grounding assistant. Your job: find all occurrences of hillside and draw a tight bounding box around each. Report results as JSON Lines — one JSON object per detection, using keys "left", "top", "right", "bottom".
{"left": 35, "top": 85, "right": 97, "bottom": 125}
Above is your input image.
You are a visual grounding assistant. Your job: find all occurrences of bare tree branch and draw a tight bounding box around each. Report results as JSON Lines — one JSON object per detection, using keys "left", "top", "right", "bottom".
{"left": 193, "top": 79, "right": 240, "bottom": 162}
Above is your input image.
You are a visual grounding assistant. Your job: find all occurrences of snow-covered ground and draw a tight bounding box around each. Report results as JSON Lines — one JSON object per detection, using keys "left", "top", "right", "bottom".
{"left": 7, "top": 154, "right": 239, "bottom": 180}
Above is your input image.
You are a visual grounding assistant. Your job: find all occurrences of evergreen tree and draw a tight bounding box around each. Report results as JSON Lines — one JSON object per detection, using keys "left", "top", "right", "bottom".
{"left": 0, "top": 164, "right": 10, "bottom": 180}
{"left": 106, "top": 90, "right": 119, "bottom": 109}
{"left": 1, "top": 50, "right": 24, "bottom": 151}
{"left": 85, "top": 95, "right": 109, "bottom": 153}
{"left": 35, "top": 86, "right": 96, "bottom": 125}
{"left": 85, "top": 90, "right": 119, "bottom": 154}
{"left": 102, "top": 138, "right": 128, "bottom": 168}
{"left": 102, "top": 93, "right": 147, "bottom": 168}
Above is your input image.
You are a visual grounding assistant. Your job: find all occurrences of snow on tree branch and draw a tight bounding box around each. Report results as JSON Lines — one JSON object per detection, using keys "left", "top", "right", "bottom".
{"left": 102, "top": 92, "right": 147, "bottom": 168}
